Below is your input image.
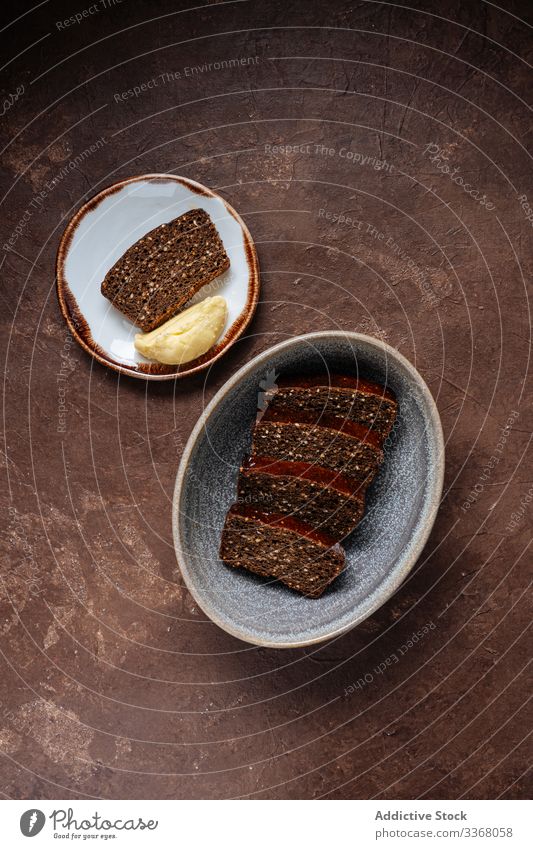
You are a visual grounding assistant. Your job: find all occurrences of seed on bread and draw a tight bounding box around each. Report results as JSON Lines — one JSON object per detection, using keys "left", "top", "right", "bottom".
{"left": 101, "top": 208, "right": 230, "bottom": 332}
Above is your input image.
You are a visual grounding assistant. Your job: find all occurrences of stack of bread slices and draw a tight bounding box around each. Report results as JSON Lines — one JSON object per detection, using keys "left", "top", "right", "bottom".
{"left": 219, "top": 375, "right": 398, "bottom": 597}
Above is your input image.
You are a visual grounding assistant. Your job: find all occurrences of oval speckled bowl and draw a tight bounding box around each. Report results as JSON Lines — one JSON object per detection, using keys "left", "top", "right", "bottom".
{"left": 173, "top": 332, "right": 445, "bottom": 647}
{"left": 56, "top": 174, "right": 259, "bottom": 380}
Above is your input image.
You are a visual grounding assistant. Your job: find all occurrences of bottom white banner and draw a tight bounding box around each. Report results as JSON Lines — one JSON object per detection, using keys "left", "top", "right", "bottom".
{"left": 2, "top": 799, "right": 529, "bottom": 848}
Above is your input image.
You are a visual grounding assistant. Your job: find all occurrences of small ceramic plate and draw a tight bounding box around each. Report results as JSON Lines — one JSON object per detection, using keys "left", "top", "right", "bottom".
{"left": 56, "top": 174, "right": 260, "bottom": 379}
{"left": 173, "top": 332, "right": 445, "bottom": 648}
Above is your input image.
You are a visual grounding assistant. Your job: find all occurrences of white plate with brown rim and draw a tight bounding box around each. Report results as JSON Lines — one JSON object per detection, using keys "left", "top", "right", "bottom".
{"left": 56, "top": 174, "right": 260, "bottom": 380}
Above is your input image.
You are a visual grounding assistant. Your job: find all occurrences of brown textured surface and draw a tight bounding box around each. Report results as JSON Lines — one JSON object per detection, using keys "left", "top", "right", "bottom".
{"left": 0, "top": 0, "right": 531, "bottom": 800}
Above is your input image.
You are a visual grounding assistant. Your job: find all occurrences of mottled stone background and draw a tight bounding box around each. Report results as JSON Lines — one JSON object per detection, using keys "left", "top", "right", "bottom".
{"left": 0, "top": 0, "right": 531, "bottom": 799}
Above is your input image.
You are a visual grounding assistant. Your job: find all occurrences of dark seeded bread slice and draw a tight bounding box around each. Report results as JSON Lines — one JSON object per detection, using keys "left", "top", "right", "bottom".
{"left": 265, "top": 375, "right": 398, "bottom": 439}
{"left": 219, "top": 505, "right": 345, "bottom": 597}
{"left": 237, "top": 456, "right": 366, "bottom": 541}
{"left": 101, "top": 208, "right": 230, "bottom": 331}
{"left": 252, "top": 408, "right": 384, "bottom": 486}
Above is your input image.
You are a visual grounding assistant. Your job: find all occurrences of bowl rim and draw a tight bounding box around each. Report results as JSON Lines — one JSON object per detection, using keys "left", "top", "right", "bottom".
{"left": 55, "top": 173, "right": 260, "bottom": 381}
{"left": 172, "top": 331, "right": 445, "bottom": 648}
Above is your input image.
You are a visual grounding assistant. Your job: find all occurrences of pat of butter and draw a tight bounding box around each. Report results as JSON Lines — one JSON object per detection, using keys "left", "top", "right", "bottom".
{"left": 134, "top": 296, "right": 228, "bottom": 365}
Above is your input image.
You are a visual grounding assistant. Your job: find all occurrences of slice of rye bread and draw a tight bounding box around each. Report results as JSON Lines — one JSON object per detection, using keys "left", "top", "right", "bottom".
{"left": 237, "top": 456, "right": 366, "bottom": 541}
{"left": 101, "top": 208, "right": 230, "bottom": 332}
{"left": 264, "top": 374, "right": 398, "bottom": 439}
{"left": 219, "top": 504, "right": 345, "bottom": 597}
{"left": 252, "top": 408, "right": 384, "bottom": 486}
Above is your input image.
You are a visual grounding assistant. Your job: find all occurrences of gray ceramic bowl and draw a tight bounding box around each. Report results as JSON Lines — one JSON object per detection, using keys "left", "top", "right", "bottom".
{"left": 172, "top": 332, "right": 445, "bottom": 647}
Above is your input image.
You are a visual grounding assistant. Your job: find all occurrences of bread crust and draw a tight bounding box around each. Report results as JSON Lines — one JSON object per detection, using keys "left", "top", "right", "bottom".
{"left": 101, "top": 209, "right": 229, "bottom": 331}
